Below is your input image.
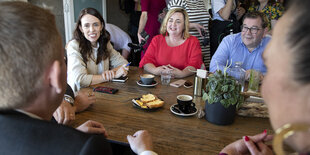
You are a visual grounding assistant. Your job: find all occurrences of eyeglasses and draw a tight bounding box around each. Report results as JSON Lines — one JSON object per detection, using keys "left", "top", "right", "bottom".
{"left": 241, "top": 26, "right": 262, "bottom": 34}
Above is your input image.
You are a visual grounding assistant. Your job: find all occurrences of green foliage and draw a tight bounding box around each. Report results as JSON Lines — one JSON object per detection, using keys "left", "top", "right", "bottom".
{"left": 203, "top": 68, "right": 244, "bottom": 109}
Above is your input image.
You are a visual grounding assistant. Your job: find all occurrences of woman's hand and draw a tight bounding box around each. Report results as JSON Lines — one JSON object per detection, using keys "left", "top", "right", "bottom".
{"left": 220, "top": 130, "right": 273, "bottom": 155}
{"left": 115, "top": 64, "right": 129, "bottom": 78}
{"left": 189, "top": 23, "right": 205, "bottom": 36}
{"left": 138, "top": 33, "right": 145, "bottom": 44}
{"left": 76, "top": 120, "right": 108, "bottom": 137}
{"left": 101, "top": 70, "right": 115, "bottom": 81}
{"left": 244, "top": 137, "right": 274, "bottom": 155}
{"left": 154, "top": 66, "right": 171, "bottom": 75}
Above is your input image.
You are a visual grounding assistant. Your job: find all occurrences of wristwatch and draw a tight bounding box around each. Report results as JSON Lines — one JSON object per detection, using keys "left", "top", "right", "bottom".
{"left": 63, "top": 94, "right": 74, "bottom": 106}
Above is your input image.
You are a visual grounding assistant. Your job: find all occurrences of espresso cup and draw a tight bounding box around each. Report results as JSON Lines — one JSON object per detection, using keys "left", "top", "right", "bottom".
{"left": 140, "top": 74, "right": 155, "bottom": 85}
{"left": 177, "top": 95, "right": 195, "bottom": 114}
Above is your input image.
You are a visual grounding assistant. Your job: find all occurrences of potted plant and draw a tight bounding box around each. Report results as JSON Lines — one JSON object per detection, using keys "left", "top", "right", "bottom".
{"left": 202, "top": 62, "right": 244, "bottom": 125}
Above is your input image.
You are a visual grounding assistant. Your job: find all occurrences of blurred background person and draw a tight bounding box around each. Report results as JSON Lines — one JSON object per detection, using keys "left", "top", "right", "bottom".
{"left": 137, "top": 0, "right": 166, "bottom": 58}
{"left": 139, "top": 8, "right": 203, "bottom": 78}
{"left": 248, "top": 0, "right": 285, "bottom": 33}
{"left": 220, "top": 0, "right": 310, "bottom": 154}
{"left": 67, "top": 8, "right": 128, "bottom": 93}
{"left": 210, "top": 0, "right": 246, "bottom": 58}
{"left": 168, "top": 0, "right": 211, "bottom": 68}
{"left": 105, "top": 23, "right": 132, "bottom": 60}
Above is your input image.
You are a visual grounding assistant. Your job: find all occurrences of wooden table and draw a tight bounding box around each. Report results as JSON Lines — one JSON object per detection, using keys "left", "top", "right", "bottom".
{"left": 72, "top": 67, "right": 272, "bottom": 155}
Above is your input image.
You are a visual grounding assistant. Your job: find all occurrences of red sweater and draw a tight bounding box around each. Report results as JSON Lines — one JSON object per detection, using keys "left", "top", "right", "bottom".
{"left": 139, "top": 35, "right": 203, "bottom": 70}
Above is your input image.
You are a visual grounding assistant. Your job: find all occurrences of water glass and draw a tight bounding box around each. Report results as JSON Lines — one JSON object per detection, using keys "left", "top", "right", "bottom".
{"left": 248, "top": 70, "right": 261, "bottom": 92}
{"left": 161, "top": 70, "right": 171, "bottom": 85}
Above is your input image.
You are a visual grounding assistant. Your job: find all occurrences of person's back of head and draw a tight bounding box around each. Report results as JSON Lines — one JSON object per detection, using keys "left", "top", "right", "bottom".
{"left": 0, "top": 2, "right": 63, "bottom": 110}
{"left": 286, "top": 0, "right": 310, "bottom": 84}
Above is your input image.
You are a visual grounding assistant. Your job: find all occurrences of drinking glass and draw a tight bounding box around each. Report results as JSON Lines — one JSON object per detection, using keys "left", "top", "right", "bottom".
{"left": 248, "top": 70, "right": 261, "bottom": 92}
{"left": 161, "top": 70, "right": 171, "bottom": 85}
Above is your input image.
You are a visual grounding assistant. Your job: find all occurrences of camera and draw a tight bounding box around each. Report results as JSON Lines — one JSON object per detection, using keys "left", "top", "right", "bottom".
{"left": 201, "top": 28, "right": 209, "bottom": 46}
{"left": 128, "top": 30, "right": 150, "bottom": 53}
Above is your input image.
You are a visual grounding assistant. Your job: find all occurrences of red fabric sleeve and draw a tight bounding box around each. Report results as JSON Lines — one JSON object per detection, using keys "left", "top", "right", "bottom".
{"left": 140, "top": 0, "right": 150, "bottom": 12}
{"left": 187, "top": 37, "right": 203, "bottom": 69}
{"left": 139, "top": 35, "right": 160, "bottom": 68}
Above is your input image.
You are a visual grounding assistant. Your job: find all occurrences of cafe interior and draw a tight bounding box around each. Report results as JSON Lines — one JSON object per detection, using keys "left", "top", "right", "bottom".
{"left": 1, "top": 0, "right": 309, "bottom": 155}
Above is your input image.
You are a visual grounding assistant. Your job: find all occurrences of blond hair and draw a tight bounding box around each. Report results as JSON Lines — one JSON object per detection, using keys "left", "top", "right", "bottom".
{"left": 160, "top": 8, "right": 190, "bottom": 39}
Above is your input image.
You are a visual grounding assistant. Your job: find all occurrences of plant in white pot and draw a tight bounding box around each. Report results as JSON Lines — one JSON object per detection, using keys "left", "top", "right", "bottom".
{"left": 202, "top": 62, "right": 244, "bottom": 125}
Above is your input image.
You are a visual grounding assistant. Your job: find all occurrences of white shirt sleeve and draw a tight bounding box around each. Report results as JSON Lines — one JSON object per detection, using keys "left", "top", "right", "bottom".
{"left": 211, "top": 0, "right": 225, "bottom": 21}
{"left": 139, "top": 150, "right": 158, "bottom": 155}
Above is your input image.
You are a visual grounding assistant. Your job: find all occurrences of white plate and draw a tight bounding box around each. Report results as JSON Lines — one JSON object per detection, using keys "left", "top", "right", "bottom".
{"left": 136, "top": 80, "right": 158, "bottom": 87}
{"left": 170, "top": 104, "right": 197, "bottom": 117}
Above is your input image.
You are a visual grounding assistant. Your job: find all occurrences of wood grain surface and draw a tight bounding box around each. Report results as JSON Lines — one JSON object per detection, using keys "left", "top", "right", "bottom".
{"left": 71, "top": 67, "right": 272, "bottom": 155}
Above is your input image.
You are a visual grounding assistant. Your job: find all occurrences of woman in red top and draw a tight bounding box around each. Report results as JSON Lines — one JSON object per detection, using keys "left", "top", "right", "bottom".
{"left": 139, "top": 8, "right": 203, "bottom": 78}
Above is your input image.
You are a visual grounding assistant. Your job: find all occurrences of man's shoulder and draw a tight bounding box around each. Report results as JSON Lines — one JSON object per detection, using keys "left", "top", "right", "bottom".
{"left": 222, "top": 33, "right": 241, "bottom": 44}
{"left": 0, "top": 111, "right": 111, "bottom": 155}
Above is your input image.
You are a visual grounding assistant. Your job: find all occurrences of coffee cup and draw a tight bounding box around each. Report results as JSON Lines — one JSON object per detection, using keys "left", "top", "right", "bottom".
{"left": 140, "top": 74, "right": 155, "bottom": 85}
{"left": 177, "top": 95, "right": 195, "bottom": 114}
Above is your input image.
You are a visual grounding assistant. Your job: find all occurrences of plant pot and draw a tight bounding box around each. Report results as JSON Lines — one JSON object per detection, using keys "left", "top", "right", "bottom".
{"left": 205, "top": 100, "right": 236, "bottom": 125}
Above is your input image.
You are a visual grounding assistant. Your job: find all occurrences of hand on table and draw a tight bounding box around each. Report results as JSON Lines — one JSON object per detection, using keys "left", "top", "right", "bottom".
{"left": 75, "top": 89, "right": 96, "bottom": 113}
{"left": 166, "top": 64, "right": 184, "bottom": 78}
{"left": 53, "top": 100, "right": 76, "bottom": 125}
{"left": 115, "top": 64, "right": 129, "bottom": 78}
{"left": 127, "top": 130, "right": 153, "bottom": 154}
{"left": 101, "top": 70, "right": 115, "bottom": 81}
{"left": 220, "top": 130, "right": 273, "bottom": 155}
{"left": 154, "top": 66, "right": 172, "bottom": 75}
{"left": 76, "top": 120, "right": 108, "bottom": 137}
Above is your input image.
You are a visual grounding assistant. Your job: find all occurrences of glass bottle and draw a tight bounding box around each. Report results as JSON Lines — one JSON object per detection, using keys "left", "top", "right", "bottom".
{"left": 229, "top": 62, "right": 246, "bottom": 92}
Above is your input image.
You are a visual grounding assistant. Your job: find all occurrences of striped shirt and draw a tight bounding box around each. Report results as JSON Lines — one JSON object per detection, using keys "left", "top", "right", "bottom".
{"left": 168, "top": 0, "right": 211, "bottom": 68}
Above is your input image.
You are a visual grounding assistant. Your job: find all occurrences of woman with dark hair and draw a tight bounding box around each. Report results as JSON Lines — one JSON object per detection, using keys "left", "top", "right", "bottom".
{"left": 67, "top": 8, "right": 128, "bottom": 93}
{"left": 248, "top": 0, "right": 284, "bottom": 31}
{"left": 220, "top": 0, "right": 310, "bottom": 154}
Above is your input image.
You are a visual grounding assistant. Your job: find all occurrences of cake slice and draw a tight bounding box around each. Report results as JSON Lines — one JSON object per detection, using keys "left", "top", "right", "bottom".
{"left": 146, "top": 99, "right": 164, "bottom": 108}
{"left": 140, "top": 94, "right": 156, "bottom": 103}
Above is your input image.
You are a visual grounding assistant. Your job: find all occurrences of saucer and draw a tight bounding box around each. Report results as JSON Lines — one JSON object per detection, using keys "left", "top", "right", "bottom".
{"left": 170, "top": 103, "right": 197, "bottom": 117}
{"left": 136, "top": 80, "right": 158, "bottom": 87}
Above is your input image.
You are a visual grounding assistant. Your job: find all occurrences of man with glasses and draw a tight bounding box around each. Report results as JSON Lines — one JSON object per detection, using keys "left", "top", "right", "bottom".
{"left": 210, "top": 11, "right": 270, "bottom": 74}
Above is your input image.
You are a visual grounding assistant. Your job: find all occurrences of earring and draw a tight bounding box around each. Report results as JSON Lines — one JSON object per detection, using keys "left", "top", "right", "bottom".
{"left": 273, "top": 123, "right": 310, "bottom": 155}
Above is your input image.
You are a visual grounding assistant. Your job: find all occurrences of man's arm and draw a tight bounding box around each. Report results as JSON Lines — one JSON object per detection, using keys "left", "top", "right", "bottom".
{"left": 218, "top": 0, "right": 234, "bottom": 20}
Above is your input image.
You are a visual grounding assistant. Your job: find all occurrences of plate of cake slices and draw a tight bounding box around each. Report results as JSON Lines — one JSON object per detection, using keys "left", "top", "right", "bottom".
{"left": 132, "top": 93, "right": 164, "bottom": 110}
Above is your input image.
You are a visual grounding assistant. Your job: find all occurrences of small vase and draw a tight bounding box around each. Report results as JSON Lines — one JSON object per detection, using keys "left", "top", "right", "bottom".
{"left": 205, "top": 100, "right": 236, "bottom": 125}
